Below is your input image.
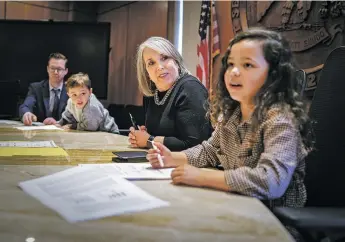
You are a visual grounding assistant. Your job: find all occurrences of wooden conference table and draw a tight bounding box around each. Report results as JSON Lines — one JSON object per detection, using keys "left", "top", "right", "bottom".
{"left": 0, "top": 121, "right": 294, "bottom": 242}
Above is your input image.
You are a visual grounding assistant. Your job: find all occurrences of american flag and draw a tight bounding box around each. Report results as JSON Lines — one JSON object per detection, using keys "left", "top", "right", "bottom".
{"left": 197, "top": 0, "right": 220, "bottom": 91}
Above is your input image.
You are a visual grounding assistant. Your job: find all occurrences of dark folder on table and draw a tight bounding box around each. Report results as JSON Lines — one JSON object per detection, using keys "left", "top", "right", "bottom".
{"left": 112, "top": 151, "right": 147, "bottom": 163}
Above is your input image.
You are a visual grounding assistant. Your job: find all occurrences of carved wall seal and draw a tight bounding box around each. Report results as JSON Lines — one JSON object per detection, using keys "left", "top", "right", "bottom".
{"left": 230, "top": 1, "right": 345, "bottom": 97}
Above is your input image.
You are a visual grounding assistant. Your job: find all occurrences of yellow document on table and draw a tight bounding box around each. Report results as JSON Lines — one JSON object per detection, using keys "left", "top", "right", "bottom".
{"left": 0, "top": 141, "right": 68, "bottom": 157}
{"left": 0, "top": 147, "right": 68, "bottom": 157}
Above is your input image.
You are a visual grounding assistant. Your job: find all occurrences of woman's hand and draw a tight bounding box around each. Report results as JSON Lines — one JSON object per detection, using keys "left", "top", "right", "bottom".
{"left": 128, "top": 126, "right": 150, "bottom": 148}
{"left": 146, "top": 142, "right": 177, "bottom": 168}
{"left": 171, "top": 164, "right": 206, "bottom": 187}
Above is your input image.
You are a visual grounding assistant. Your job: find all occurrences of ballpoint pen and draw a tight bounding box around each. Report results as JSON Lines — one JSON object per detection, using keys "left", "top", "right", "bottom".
{"left": 149, "top": 140, "right": 164, "bottom": 168}
{"left": 129, "top": 112, "right": 140, "bottom": 130}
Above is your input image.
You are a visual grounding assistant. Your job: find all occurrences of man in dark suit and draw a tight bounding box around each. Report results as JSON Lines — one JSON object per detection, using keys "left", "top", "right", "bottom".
{"left": 19, "top": 53, "right": 69, "bottom": 125}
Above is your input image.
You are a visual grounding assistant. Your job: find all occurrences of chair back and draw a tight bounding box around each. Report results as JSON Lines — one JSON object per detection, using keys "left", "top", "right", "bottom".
{"left": 107, "top": 104, "right": 132, "bottom": 129}
{"left": 107, "top": 104, "right": 145, "bottom": 129}
{"left": 296, "top": 69, "right": 307, "bottom": 96}
{"left": 126, "top": 105, "right": 145, "bottom": 126}
{"left": 305, "top": 46, "right": 345, "bottom": 207}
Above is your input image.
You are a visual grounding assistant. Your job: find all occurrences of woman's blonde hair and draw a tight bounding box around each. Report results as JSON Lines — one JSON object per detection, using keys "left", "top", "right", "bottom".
{"left": 136, "top": 36, "right": 191, "bottom": 96}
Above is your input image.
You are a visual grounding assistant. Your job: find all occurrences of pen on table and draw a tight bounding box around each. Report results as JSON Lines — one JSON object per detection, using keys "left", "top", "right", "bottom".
{"left": 149, "top": 140, "right": 164, "bottom": 167}
{"left": 129, "top": 113, "right": 140, "bottom": 130}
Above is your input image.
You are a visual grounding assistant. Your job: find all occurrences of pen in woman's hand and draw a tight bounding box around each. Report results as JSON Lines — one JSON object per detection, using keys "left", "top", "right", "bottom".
{"left": 129, "top": 113, "right": 140, "bottom": 130}
{"left": 149, "top": 140, "right": 164, "bottom": 167}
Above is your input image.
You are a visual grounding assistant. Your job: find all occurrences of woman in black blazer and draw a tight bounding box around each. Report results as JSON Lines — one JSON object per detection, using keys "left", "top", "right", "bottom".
{"left": 128, "top": 37, "right": 212, "bottom": 151}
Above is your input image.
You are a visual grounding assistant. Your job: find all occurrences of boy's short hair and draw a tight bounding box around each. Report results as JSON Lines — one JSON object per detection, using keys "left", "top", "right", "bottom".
{"left": 65, "top": 73, "right": 91, "bottom": 91}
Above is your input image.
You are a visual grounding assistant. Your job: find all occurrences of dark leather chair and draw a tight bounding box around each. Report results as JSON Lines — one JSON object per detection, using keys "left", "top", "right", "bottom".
{"left": 126, "top": 104, "right": 145, "bottom": 126}
{"left": 108, "top": 104, "right": 145, "bottom": 136}
{"left": 108, "top": 104, "right": 132, "bottom": 136}
{"left": 273, "top": 47, "right": 345, "bottom": 242}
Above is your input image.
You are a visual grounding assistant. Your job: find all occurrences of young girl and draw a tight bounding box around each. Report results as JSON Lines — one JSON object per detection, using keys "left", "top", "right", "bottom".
{"left": 147, "top": 28, "right": 314, "bottom": 210}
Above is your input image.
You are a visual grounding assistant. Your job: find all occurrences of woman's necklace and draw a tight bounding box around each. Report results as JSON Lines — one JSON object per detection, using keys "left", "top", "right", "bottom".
{"left": 154, "top": 80, "right": 178, "bottom": 106}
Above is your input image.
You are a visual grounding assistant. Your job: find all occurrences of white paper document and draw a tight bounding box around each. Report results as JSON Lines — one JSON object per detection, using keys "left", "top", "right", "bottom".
{"left": 0, "top": 120, "right": 23, "bottom": 125}
{"left": 0, "top": 140, "right": 57, "bottom": 148}
{"left": 15, "top": 125, "right": 63, "bottom": 131}
{"left": 18, "top": 166, "right": 169, "bottom": 223}
{"left": 79, "top": 163, "right": 174, "bottom": 180}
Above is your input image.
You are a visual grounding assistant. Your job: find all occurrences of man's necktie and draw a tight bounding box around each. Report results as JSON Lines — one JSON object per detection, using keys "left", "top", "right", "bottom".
{"left": 52, "top": 89, "right": 60, "bottom": 120}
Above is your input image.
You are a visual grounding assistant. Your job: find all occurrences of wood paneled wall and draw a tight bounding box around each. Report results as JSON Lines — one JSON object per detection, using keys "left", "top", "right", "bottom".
{"left": 182, "top": 1, "right": 201, "bottom": 77}
{"left": 212, "top": 1, "right": 234, "bottom": 93}
{"left": 1, "top": 1, "right": 67, "bottom": 21}
{"left": 4, "top": 0, "right": 341, "bottom": 107}
{"left": 0, "top": 2, "right": 3, "bottom": 19}
{"left": 1, "top": 1, "right": 169, "bottom": 106}
{"left": 0, "top": 1, "right": 97, "bottom": 21}
{"left": 97, "top": 1, "right": 168, "bottom": 106}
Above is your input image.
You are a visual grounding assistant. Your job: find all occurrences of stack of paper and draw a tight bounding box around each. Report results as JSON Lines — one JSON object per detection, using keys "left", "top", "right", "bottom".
{"left": 15, "top": 125, "right": 63, "bottom": 131}
{"left": 19, "top": 165, "right": 170, "bottom": 223}
{"left": 0, "top": 141, "right": 67, "bottom": 157}
{"left": 79, "top": 163, "right": 174, "bottom": 180}
{"left": 0, "top": 120, "right": 23, "bottom": 125}
{"left": 0, "top": 141, "right": 57, "bottom": 148}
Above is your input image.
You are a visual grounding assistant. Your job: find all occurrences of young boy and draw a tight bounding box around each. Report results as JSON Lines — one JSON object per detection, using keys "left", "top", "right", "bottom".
{"left": 57, "top": 73, "right": 119, "bottom": 133}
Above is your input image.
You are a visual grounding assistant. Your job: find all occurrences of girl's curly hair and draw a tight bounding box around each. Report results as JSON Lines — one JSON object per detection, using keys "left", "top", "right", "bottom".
{"left": 209, "top": 28, "right": 314, "bottom": 151}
